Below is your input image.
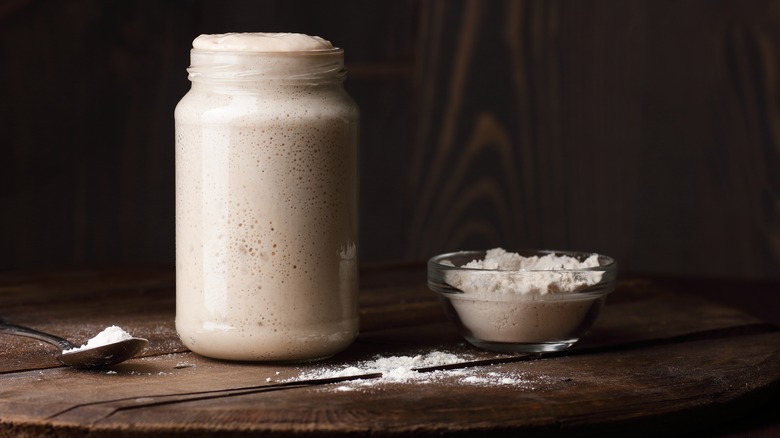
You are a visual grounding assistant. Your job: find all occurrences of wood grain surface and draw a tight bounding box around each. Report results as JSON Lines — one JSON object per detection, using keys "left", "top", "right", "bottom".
{"left": 1, "top": 1, "right": 779, "bottom": 277}
{"left": 0, "top": 266, "right": 778, "bottom": 436}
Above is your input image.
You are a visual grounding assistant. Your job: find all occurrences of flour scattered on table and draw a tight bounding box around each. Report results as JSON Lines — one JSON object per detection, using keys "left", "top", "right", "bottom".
{"left": 62, "top": 325, "right": 133, "bottom": 354}
{"left": 289, "top": 351, "right": 463, "bottom": 383}
{"left": 284, "top": 350, "right": 546, "bottom": 390}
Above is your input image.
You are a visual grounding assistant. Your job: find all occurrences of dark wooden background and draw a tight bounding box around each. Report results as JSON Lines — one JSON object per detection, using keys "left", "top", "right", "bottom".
{"left": 2, "top": 0, "right": 779, "bottom": 280}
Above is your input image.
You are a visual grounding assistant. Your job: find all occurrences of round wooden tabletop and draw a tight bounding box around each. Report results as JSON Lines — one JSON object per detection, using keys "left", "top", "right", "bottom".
{"left": 1, "top": 267, "right": 779, "bottom": 436}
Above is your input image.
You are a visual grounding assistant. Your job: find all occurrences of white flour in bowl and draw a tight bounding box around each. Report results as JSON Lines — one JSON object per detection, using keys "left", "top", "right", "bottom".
{"left": 443, "top": 248, "right": 603, "bottom": 297}
{"left": 441, "top": 248, "right": 607, "bottom": 345}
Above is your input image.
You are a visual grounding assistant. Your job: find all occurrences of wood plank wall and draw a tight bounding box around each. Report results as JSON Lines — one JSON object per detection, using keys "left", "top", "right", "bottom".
{"left": 1, "top": 0, "right": 778, "bottom": 279}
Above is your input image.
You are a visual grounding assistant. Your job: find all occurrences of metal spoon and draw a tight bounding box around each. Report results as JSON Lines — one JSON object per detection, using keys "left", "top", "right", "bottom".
{"left": 0, "top": 319, "right": 148, "bottom": 369}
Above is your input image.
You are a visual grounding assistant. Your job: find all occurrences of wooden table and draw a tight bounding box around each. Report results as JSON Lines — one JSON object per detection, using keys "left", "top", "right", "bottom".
{"left": 1, "top": 265, "right": 778, "bottom": 437}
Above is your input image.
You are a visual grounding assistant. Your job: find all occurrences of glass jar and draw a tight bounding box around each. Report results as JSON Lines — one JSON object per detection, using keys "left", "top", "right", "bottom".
{"left": 174, "top": 34, "right": 359, "bottom": 361}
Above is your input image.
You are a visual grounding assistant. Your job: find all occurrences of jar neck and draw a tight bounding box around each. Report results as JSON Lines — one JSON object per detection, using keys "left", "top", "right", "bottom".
{"left": 187, "top": 49, "right": 346, "bottom": 85}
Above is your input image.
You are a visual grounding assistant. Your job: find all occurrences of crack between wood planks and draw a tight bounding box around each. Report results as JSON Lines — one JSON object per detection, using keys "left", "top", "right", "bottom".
{"left": 413, "top": 322, "right": 779, "bottom": 371}
{"left": 45, "top": 372, "right": 382, "bottom": 424}
{"left": 555, "top": 322, "right": 779, "bottom": 359}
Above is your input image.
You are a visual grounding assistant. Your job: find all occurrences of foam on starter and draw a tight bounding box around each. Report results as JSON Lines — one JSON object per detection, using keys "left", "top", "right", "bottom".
{"left": 192, "top": 32, "right": 333, "bottom": 51}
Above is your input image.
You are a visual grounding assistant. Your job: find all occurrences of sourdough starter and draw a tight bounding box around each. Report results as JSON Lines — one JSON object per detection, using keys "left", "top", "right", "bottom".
{"left": 174, "top": 33, "right": 359, "bottom": 361}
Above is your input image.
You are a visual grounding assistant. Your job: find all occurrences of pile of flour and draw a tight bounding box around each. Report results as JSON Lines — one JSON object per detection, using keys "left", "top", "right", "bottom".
{"left": 443, "top": 248, "right": 603, "bottom": 297}
{"left": 63, "top": 326, "right": 133, "bottom": 354}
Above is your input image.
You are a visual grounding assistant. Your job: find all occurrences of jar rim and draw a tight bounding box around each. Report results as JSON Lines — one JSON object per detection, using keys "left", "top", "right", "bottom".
{"left": 187, "top": 48, "right": 346, "bottom": 83}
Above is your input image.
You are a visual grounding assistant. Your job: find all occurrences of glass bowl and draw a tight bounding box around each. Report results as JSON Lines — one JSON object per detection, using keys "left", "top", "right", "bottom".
{"left": 427, "top": 249, "right": 617, "bottom": 353}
